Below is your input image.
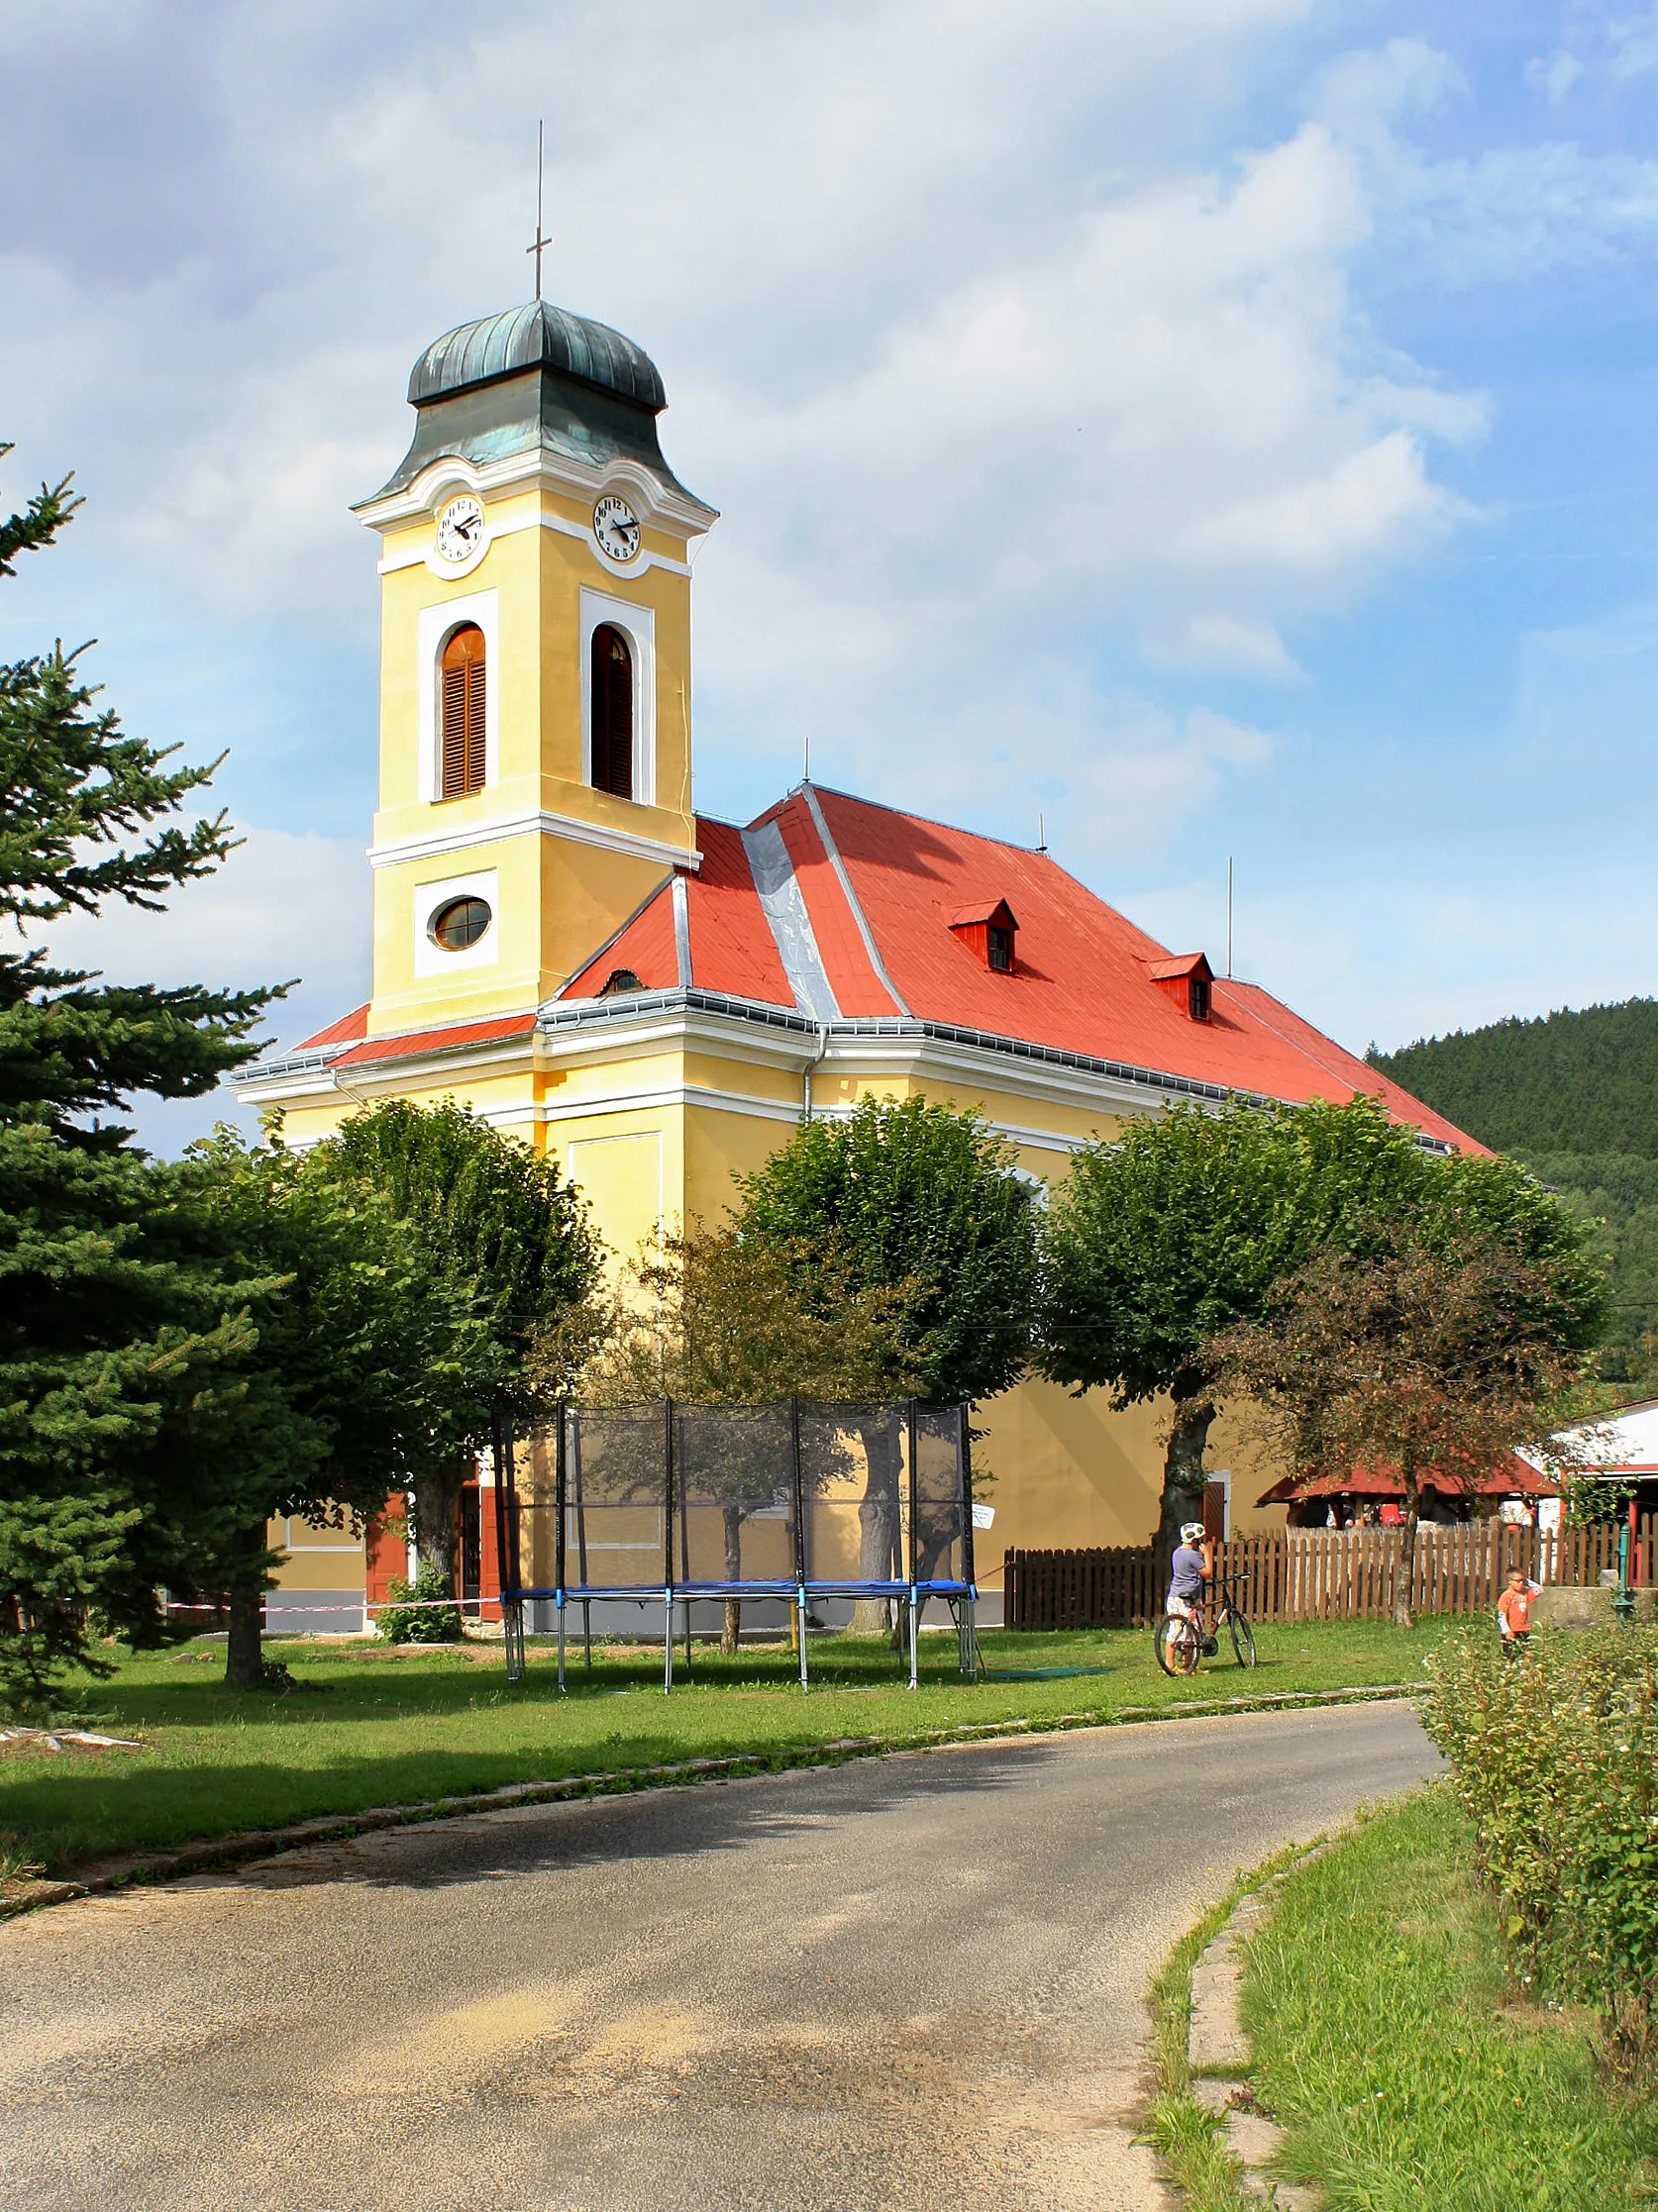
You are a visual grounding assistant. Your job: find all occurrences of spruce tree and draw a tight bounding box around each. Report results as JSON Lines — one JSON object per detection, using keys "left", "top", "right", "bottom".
{"left": 0, "top": 450, "right": 278, "bottom": 1708}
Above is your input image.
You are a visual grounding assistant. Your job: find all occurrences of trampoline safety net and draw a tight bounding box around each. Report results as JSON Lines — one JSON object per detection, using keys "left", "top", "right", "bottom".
{"left": 498, "top": 1399, "right": 979, "bottom": 1692}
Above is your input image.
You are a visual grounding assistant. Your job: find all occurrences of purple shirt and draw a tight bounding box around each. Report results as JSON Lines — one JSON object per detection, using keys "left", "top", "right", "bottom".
{"left": 1169, "top": 1543, "right": 1206, "bottom": 1604}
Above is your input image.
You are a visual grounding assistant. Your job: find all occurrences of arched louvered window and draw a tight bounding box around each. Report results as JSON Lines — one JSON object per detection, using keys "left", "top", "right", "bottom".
{"left": 590, "top": 623, "right": 633, "bottom": 800}
{"left": 440, "top": 624, "right": 487, "bottom": 799}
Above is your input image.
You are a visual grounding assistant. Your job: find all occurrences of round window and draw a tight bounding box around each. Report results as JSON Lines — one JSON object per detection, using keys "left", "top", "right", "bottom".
{"left": 431, "top": 896, "right": 492, "bottom": 951}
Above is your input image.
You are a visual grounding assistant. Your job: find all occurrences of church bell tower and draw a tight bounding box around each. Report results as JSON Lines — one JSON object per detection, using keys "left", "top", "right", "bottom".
{"left": 351, "top": 298, "right": 717, "bottom": 1038}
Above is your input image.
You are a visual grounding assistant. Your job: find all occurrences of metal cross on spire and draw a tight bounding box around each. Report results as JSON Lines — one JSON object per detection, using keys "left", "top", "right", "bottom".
{"left": 526, "top": 119, "right": 552, "bottom": 299}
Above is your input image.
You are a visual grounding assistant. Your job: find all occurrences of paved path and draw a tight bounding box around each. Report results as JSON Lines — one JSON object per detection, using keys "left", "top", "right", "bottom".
{"left": 0, "top": 1704, "right": 1440, "bottom": 2212}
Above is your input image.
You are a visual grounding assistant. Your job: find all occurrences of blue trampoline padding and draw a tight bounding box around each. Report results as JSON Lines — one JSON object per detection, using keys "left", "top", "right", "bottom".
{"left": 672, "top": 1581, "right": 799, "bottom": 1597}
{"left": 543, "top": 1586, "right": 670, "bottom": 1603}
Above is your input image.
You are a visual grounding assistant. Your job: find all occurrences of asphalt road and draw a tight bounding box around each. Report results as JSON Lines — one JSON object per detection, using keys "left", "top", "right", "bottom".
{"left": 0, "top": 1703, "right": 1441, "bottom": 2212}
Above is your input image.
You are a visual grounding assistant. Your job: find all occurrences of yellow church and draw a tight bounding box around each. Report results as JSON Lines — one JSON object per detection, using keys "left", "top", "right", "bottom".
{"left": 237, "top": 291, "right": 1473, "bottom": 1632}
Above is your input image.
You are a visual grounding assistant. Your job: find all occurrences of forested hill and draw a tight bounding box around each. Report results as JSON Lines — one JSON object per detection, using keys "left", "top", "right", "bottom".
{"left": 1368, "top": 998, "right": 1658, "bottom": 1160}
{"left": 1369, "top": 999, "right": 1658, "bottom": 1391}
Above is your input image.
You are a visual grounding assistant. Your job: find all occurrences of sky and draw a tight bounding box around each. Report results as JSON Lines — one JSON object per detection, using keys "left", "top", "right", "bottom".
{"left": 4, "top": 0, "right": 1658, "bottom": 1152}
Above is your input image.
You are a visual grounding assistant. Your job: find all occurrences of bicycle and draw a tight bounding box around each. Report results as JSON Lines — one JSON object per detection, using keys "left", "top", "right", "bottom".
{"left": 1155, "top": 1567, "right": 1257, "bottom": 1677}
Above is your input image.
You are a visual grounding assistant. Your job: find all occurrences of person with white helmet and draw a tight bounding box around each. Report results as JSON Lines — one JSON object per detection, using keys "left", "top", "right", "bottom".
{"left": 1164, "top": 1517, "right": 1212, "bottom": 1660}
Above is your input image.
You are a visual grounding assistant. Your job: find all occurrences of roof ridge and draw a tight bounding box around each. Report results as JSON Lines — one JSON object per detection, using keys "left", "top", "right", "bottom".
{"left": 799, "top": 786, "right": 910, "bottom": 1017}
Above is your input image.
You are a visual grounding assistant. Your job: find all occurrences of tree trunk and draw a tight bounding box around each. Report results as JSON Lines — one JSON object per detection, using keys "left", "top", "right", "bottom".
{"left": 1158, "top": 1392, "right": 1216, "bottom": 1551}
{"left": 1394, "top": 1461, "right": 1419, "bottom": 1629}
{"left": 721, "top": 1502, "right": 743, "bottom": 1657}
{"left": 411, "top": 1459, "right": 466, "bottom": 1593}
{"left": 224, "top": 1522, "right": 280, "bottom": 1689}
{"left": 852, "top": 1412, "right": 902, "bottom": 1636}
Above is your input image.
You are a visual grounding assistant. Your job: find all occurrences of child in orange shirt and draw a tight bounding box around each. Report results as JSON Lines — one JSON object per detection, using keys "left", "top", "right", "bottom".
{"left": 1496, "top": 1567, "right": 1541, "bottom": 1658}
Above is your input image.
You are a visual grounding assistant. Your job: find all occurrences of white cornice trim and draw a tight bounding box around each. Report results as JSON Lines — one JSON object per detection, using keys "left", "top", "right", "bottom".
{"left": 236, "top": 989, "right": 1236, "bottom": 1151}
{"left": 537, "top": 1000, "right": 819, "bottom": 1074}
{"left": 541, "top": 1082, "right": 803, "bottom": 1129}
{"left": 356, "top": 448, "right": 718, "bottom": 541}
{"left": 819, "top": 1028, "right": 1161, "bottom": 1127}
{"left": 234, "top": 1022, "right": 542, "bottom": 1106}
{"left": 368, "top": 809, "right": 700, "bottom": 874}
{"left": 533, "top": 994, "right": 1213, "bottom": 1130}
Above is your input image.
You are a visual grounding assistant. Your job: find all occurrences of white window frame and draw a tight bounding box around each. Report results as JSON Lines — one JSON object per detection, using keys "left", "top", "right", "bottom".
{"left": 418, "top": 589, "right": 500, "bottom": 804}
{"left": 413, "top": 866, "right": 500, "bottom": 977}
{"left": 579, "top": 587, "right": 656, "bottom": 808}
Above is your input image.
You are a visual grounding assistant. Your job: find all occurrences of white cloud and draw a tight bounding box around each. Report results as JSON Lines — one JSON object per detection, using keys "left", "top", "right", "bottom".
{"left": 1141, "top": 613, "right": 1299, "bottom": 675}
{"left": 1529, "top": 6, "right": 1658, "bottom": 98}
{"left": 1322, "top": 35, "right": 1658, "bottom": 293}
{"left": 7, "top": 3, "right": 1658, "bottom": 1084}
{"left": 26, "top": 826, "right": 368, "bottom": 1039}
{"left": 10, "top": 824, "right": 367, "bottom": 1156}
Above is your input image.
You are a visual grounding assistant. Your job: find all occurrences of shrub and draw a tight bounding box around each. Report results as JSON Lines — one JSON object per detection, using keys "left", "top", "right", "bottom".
{"left": 1424, "top": 1627, "right": 1658, "bottom": 2074}
{"left": 375, "top": 1562, "right": 463, "bottom": 1645}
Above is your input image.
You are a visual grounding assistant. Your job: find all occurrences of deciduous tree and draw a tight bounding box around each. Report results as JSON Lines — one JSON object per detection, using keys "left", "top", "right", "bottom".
{"left": 1204, "top": 1222, "right": 1603, "bottom": 1625}
{"left": 176, "top": 1132, "right": 467, "bottom": 1685}
{"left": 736, "top": 1096, "right": 1040, "bottom": 1627}
{"left": 1037, "top": 1096, "right": 1569, "bottom": 1549}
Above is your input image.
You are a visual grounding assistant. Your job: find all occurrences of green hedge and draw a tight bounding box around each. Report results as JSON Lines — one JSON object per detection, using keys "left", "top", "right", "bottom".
{"left": 1424, "top": 1628, "right": 1658, "bottom": 2070}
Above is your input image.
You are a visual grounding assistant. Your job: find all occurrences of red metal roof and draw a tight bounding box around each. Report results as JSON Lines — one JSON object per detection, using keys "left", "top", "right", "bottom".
{"left": 561, "top": 817, "right": 795, "bottom": 1004}
{"left": 563, "top": 884, "right": 680, "bottom": 998}
{"left": 680, "top": 819, "right": 794, "bottom": 1003}
{"left": 332, "top": 1013, "right": 537, "bottom": 1068}
{"left": 786, "top": 786, "right": 1477, "bottom": 1147}
{"left": 296, "top": 1003, "right": 370, "bottom": 1050}
{"left": 281, "top": 783, "right": 1480, "bottom": 1153}
{"left": 1147, "top": 954, "right": 1211, "bottom": 982}
{"left": 1257, "top": 1457, "right": 1556, "bottom": 1503}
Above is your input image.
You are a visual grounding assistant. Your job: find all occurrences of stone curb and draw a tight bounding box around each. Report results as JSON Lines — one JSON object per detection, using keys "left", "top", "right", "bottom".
{"left": 1, "top": 1680, "right": 1420, "bottom": 1922}
{"left": 1187, "top": 1850, "right": 1331, "bottom": 2208}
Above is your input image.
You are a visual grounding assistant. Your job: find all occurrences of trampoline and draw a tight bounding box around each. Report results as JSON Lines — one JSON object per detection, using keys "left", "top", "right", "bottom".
{"left": 495, "top": 1398, "right": 980, "bottom": 1692}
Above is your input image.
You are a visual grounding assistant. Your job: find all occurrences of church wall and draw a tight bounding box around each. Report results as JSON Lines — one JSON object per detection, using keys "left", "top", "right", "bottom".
{"left": 548, "top": 1102, "right": 683, "bottom": 1283}
{"left": 538, "top": 843, "right": 672, "bottom": 997}
{"left": 368, "top": 830, "right": 544, "bottom": 1031}
{"left": 683, "top": 1093, "right": 796, "bottom": 1230}
{"left": 263, "top": 1512, "right": 367, "bottom": 1636}
{"left": 372, "top": 492, "right": 543, "bottom": 827}
{"left": 533, "top": 516, "right": 697, "bottom": 845}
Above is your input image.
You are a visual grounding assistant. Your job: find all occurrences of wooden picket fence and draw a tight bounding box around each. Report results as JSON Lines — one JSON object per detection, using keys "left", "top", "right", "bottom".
{"left": 1003, "top": 1516, "right": 1654, "bottom": 1631}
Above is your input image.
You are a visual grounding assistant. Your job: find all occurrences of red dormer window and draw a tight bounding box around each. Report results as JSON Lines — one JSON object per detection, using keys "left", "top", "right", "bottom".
{"left": 1148, "top": 953, "right": 1215, "bottom": 1022}
{"left": 949, "top": 899, "right": 1018, "bottom": 973}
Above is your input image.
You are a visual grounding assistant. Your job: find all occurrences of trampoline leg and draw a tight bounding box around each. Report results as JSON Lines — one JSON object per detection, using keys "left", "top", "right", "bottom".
{"left": 796, "top": 1586, "right": 809, "bottom": 1692}
{"left": 664, "top": 1591, "right": 674, "bottom": 1695}
{"left": 583, "top": 1599, "right": 592, "bottom": 1669}
{"left": 557, "top": 1597, "right": 567, "bottom": 1696}
{"left": 907, "top": 1586, "right": 919, "bottom": 1691}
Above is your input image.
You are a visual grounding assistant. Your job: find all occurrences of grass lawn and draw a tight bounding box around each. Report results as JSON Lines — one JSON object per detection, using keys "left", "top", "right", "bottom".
{"left": 1, "top": 1616, "right": 1450, "bottom": 1880}
{"left": 1240, "top": 1788, "right": 1658, "bottom": 2211}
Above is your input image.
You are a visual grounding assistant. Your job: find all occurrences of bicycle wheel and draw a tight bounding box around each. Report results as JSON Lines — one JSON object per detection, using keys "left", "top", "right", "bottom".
{"left": 1156, "top": 1611, "right": 1202, "bottom": 1677}
{"left": 1227, "top": 1610, "right": 1257, "bottom": 1668}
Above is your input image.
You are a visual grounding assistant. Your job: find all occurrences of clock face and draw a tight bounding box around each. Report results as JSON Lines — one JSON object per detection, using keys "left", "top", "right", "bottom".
{"left": 592, "top": 494, "right": 641, "bottom": 564}
{"left": 435, "top": 495, "right": 485, "bottom": 565}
